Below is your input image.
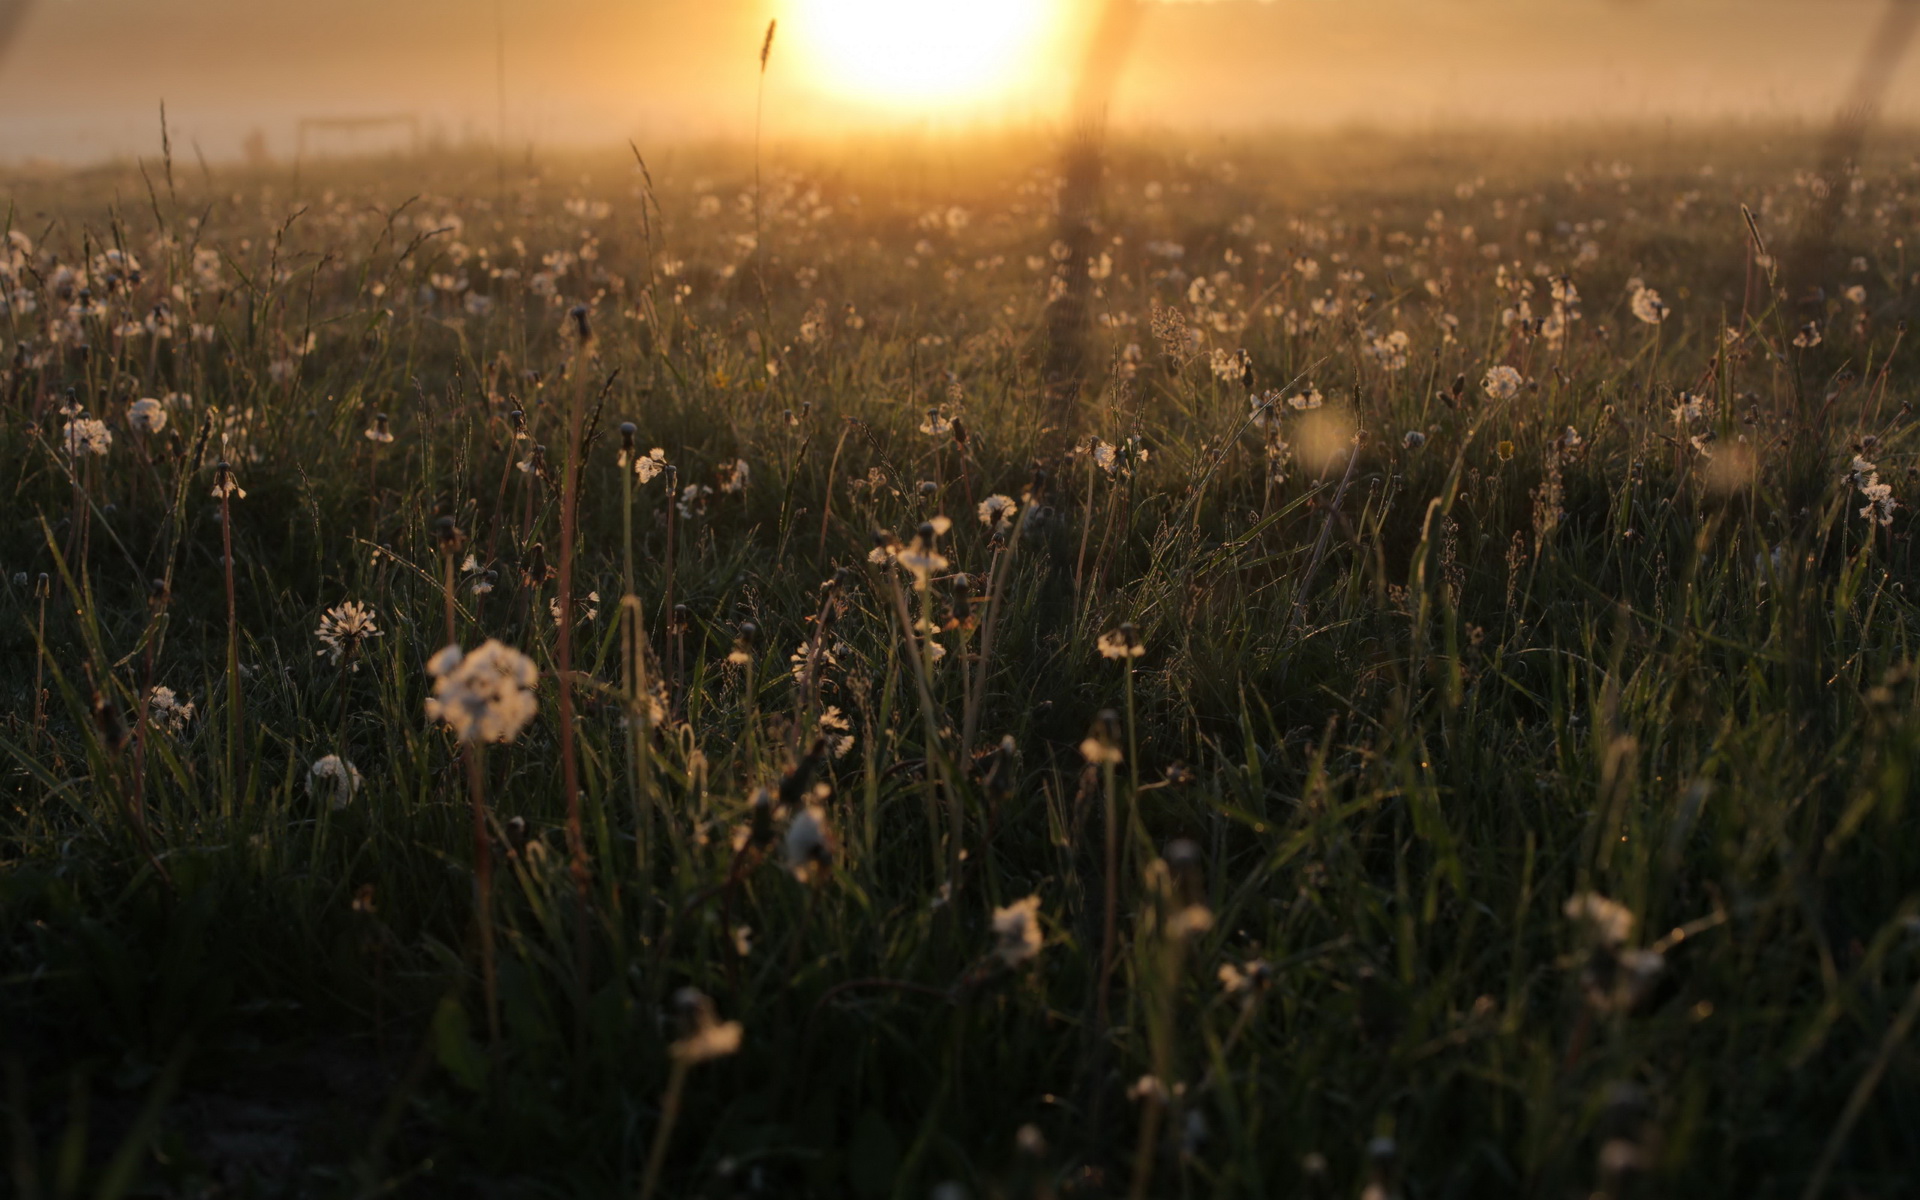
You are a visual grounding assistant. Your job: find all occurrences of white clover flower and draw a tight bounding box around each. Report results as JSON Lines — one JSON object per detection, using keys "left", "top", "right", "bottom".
{"left": 991, "top": 894, "right": 1044, "bottom": 967}
{"left": 315, "top": 601, "right": 382, "bottom": 667}
{"left": 424, "top": 640, "right": 540, "bottom": 744}
{"left": 308, "top": 755, "right": 364, "bottom": 810}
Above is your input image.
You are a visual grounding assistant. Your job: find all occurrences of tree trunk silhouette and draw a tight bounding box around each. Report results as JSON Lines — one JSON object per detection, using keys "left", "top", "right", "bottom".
{"left": 1043, "top": 0, "right": 1141, "bottom": 419}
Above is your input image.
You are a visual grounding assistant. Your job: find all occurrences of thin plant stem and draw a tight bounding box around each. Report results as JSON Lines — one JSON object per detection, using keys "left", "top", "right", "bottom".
{"left": 220, "top": 482, "right": 242, "bottom": 806}
{"left": 637, "top": 1059, "right": 689, "bottom": 1200}
{"left": 466, "top": 744, "right": 500, "bottom": 1045}
{"left": 817, "top": 418, "right": 854, "bottom": 562}
{"left": 621, "top": 454, "right": 635, "bottom": 600}
{"left": 32, "top": 576, "right": 47, "bottom": 749}
{"left": 557, "top": 312, "right": 593, "bottom": 1045}
{"left": 961, "top": 497, "right": 1035, "bottom": 765}
{"left": 1097, "top": 754, "right": 1119, "bottom": 1032}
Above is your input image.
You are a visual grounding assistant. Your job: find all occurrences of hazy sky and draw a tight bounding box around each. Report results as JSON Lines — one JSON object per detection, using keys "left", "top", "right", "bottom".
{"left": 0, "top": 0, "right": 1914, "bottom": 163}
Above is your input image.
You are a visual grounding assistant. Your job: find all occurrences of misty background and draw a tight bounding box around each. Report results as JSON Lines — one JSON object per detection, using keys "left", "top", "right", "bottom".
{"left": 0, "top": 0, "right": 1915, "bottom": 165}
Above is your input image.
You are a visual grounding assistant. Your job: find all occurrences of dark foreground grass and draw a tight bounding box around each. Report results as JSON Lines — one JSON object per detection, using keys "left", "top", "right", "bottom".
{"left": 4, "top": 128, "right": 1920, "bottom": 1197}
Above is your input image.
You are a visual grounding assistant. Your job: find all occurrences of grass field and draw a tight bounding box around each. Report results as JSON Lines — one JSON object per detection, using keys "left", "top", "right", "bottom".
{"left": 5, "top": 126, "right": 1920, "bottom": 1198}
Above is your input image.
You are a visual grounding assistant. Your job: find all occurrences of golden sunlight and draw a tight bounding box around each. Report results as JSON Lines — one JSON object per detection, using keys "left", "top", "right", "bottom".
{"left": 788, "top": 0, "right": 1060, "bottom": 109}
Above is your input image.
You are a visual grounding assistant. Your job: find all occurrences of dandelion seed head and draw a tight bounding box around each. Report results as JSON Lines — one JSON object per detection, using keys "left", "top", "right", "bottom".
{"left": 308, "top": 755, "right": 364, "bottom": 810}
{"left": 1483, "top": 365, "right": 1523, "bottom": 402}
{"left": 128, "top": 398, "right": 167, "bottom": 434}
{"left": 63, "top": 417, "right": 112, "bottom": 457}
{"left": 1629, "top": 285, "right": 1668, "bottom": 326}
{"left": 424, "top": 640, "right": 539, "bottom": 744}
{"left": 977, "top": 493, "right": 1017, "bottom": 529}
{"left": 315, "top": 601, "right": 382, "bottom": 667}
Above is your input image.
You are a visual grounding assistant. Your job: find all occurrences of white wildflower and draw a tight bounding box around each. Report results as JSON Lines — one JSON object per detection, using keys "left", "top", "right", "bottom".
{"left": 991, "top": 894, "right": 1044, "bottom": 967}
{"left": 977, "top": 494, "right": 1017, "bottom": 531}
{"left": 308, "top": 755, "right": 364, "bottom": 810}
{"left": 784, "top": 803, "right": 834, "bottom": 883}
{"left": 424, "top": 640, "right": 540, "bottom": 744}
{"left": 669, "top": 988, "right": 743, "bottom": 1063}
{"left": 63, "top": 418, "right": 112, "bottom": 457}
{"left": 1096, "top": 625, "right": 1145, "bottom": 659}
{"left": 1483, "top": 365, "right": 1523, "bottom": 402}
{"left": 146, "top": 686, "right": 195, "bottom": 734}
{"left": 315, "top": 601, "right": 383, "bottom": 667}
{"left": 1629, "top": 286, "right": 1668, "bottom": 325}
{"left": 1563, "top": 892, "right": 1635, "bottom": 949}
{"left": 128, "top": 398, "right": 167, "bottom": 434}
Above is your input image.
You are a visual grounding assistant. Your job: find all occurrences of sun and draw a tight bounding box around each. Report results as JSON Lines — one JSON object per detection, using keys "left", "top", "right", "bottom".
{"left": 789, "top": 0, "right": 1061, "bottom": 109}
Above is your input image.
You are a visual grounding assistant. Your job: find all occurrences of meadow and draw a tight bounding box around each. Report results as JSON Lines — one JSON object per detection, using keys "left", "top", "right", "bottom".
{"left": 4, "top": 126, "right": 1920, "bottom": 1197}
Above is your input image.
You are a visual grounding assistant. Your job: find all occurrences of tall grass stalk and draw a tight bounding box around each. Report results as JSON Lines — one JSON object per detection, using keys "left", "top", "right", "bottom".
{"left": 466, "top": 745, "right": 500, "bottom": 1044}
{"left": 557, "top": 307, "right": 594, "bottom": 1040}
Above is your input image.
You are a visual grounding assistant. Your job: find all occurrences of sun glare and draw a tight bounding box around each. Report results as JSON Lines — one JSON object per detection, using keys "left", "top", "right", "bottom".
{"left": 790, "top": 0, "right": 1059, "bottom": 109}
